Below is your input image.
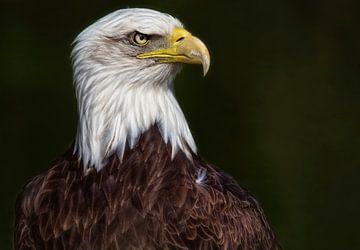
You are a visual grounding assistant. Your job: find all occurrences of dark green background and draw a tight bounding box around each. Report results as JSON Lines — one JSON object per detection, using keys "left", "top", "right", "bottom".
{"left": 1, "top": 0, "right": 359, "bottom": 249}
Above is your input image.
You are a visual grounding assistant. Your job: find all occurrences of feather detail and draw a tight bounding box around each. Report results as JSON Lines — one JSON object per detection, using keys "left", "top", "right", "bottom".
{"left": 15, "top": 126, "right": 279, "bottom": 250}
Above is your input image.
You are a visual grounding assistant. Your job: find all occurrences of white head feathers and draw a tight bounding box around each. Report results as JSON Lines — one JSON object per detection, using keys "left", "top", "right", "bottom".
{"left": 72, "top": 8, "right": 197, "bottom": 170}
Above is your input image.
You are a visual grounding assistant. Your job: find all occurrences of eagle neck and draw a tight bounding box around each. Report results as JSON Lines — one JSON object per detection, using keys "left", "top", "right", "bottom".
{"left": 74, "top": 71, "right": 197, "bottom": 171}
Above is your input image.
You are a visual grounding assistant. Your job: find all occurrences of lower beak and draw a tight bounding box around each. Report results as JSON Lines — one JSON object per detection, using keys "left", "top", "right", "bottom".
{"left": 137, "top": 27, "right": 210, "bottom": 76}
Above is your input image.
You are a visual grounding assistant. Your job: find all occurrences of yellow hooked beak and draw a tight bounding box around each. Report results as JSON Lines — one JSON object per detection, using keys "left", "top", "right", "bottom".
{"left": 137, "top": 27, "right": 210, "bottom": 76}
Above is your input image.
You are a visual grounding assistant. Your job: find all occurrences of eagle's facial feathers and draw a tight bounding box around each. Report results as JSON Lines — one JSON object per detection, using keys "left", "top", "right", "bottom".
{"left": 71, "top": 8, "right": 210, "bottom": 170}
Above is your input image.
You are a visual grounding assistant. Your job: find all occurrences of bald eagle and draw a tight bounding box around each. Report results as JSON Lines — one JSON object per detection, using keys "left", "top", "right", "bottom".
{"left": 15, "top": 8, "right": 279, "bottom": 250}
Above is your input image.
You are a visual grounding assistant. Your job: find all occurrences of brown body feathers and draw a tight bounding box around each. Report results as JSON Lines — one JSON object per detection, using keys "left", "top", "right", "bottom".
{"left": 15, "top": 125, "right": 278, "bottom": 249}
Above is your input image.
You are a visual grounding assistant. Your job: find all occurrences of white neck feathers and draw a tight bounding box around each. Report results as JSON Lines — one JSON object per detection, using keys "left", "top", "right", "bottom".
{"left": 73, "top": 64, "right": 197, "bottom": 170}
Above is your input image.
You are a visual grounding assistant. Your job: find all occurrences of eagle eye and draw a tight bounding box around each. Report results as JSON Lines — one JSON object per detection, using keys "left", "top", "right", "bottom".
{"left": 131, "top": 32, "right": 150, "bottom": 46}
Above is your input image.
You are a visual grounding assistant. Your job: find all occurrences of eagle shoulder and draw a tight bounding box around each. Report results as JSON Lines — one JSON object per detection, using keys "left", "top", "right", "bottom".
{"left": 15, "top": 155, "right": 84, "bottom": 250}
{"left": 170, "top": 158, "right": 280, "bottom": 250}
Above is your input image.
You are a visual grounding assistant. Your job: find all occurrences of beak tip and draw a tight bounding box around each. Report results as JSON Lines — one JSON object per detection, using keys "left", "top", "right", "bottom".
{"left": 202, "top": 57, "right": 210, "bottom": 76}
{"left": 203, "top": 68, "right": 208, "bottom": 76}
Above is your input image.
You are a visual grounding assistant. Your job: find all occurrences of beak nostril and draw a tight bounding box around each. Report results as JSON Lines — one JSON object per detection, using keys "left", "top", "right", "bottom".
{"left": 176, "top": 37, "right": 185, "bottom": 43}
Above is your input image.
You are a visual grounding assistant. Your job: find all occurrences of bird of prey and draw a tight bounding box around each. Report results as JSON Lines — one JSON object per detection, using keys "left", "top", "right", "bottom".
{"left": 15, "top": 8, "right": 279, "bottom": 250}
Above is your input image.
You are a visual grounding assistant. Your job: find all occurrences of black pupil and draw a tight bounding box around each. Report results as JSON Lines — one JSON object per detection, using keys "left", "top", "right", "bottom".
{"left": 139, "top": 34, "right": 145, "bottom": 41}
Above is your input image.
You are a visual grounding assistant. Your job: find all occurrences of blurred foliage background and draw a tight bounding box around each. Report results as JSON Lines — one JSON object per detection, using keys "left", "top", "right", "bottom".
{"left": 1, "top": 0, "right": 360, "bottom": 249}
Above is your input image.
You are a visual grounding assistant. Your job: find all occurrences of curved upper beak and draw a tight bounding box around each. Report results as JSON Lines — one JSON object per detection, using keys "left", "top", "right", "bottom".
{"left": 137, "top": 27, "right": 210, "bottom": 76}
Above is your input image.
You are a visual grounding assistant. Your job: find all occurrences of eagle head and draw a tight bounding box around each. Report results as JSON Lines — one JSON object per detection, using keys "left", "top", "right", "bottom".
{"left": 71, "top": 8, "right": 210, "bottom": 170}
